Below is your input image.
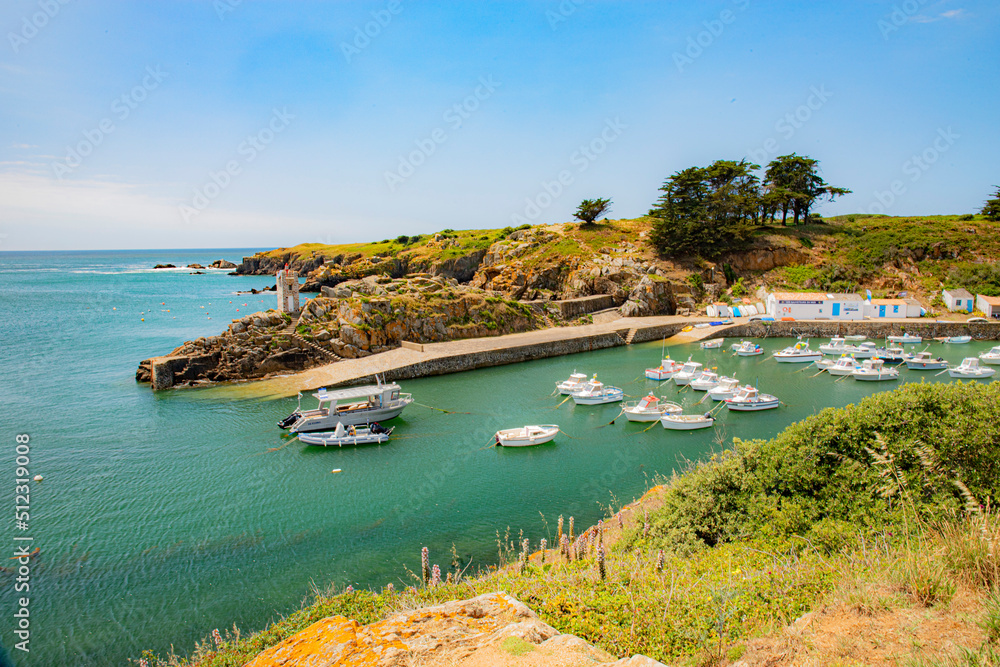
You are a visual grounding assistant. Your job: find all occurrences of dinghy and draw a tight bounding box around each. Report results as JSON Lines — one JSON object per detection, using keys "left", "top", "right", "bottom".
{"left": 660, "top": 413, "right": 715, "bottom": 430}
{"left": 700, "top": 338, "right": 724, "bottom": 350}
{"left": 297, "top": 422, "right": 394, "bottom": 447}
{"left": 979, "top": 346, "right": 1000, "bottom": 365}
{"left": 773, "top": 341, "right": 823, "bottom": 363}
{"left": 904, "top": 351, "right": 947, "bottom": 370}
{"left": 556, "top": 371, "right": 589, "bottom": 395}
{"left": 948, "top": 357, "right": 996, "bottom": 379}
{"left": 942, "top": 335, "right": 972, "bottom": 344}
{"left": 852, "top": 358, "right": 899, "bottom": 382}
{"left": 622, "top": 394, "right": 683, "bottom": 422}
{"left": 672, "top": 361, "right": 704, "bottom": 386}
{"left": 571, "top": 377, "right": 625, "bottom": 405}
{"left": 725, "top": 385, "right": 780, "bottom": 411}
{"left": 495, "top": 424, "right": 560, "bottom": 447}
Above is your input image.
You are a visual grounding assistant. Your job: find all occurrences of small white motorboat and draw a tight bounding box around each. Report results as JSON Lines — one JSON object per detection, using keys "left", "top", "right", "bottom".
{"left": 556, "top": 371, "right": 590, "bottom": 395}
{"left": 904, "top": 351, "right": 948, "bottom": 370}
{"left": 280, "top": 379, "right": 413, "bottom": 432}
{"left": 821, "top": 355, "right": 862, "bottom": 376}
{"left": 672, "top": 361, "right": 704, "bottom": 386}
{"left": 297, "top": 422, "right": 394, "bottom": 447}
{"left": 725, "top": 385, "right": 780, "bottom": 411}
{"left": 732, "top": 340, "right": 763, "bottom": 357}
{"left": 622, "top": 394, "right": 682, "bottom": 422}
{"left": 689, "top": 370, "right": 722, "bottom": 392}
{"left": 843, "top": 334, "right": 869, "bottom": 342}
{"left": 943, "top": 335, "right": 972, "bottom": 344}
{"left": 700, "top": 338, "right": 724, "bottom": 350}
{"left": 874, "top": 345, "right": 907, "bottom": 364}
{"left": 660, "top": 412, "right": 715, "bottom": 430}
{"left": 774, "top": 341, "right": 823, "bottom": 363}
{"left": 979, "top": 346, "right": 1000, "bottom": 365}
{"left": 645, "top": 358, "right": 684, "bottom": 381}
{"left": 707, "top": 377, "right": 741, "bottom": 401}
{"left": 819, "top": 337, "right": 854, "bottom": 355}
{"left": 949, "top": 357, "right": 996, "bottom": 379}
{"left": 571, "top": 377, "right": 625, "bottom": 405}
{"left": 495, "top": 424, "right": 560, "bottom": 447}
{"left": 887, "top": 334, "right": 922, "bottom": 344}
{"left": 852, "top": 358, "right": 899, "bottom": 382}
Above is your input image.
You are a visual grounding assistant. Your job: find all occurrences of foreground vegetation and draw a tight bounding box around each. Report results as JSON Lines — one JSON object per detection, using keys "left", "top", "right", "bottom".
{"left": 144, "top": 382, "right": 1000, "bottom": 666}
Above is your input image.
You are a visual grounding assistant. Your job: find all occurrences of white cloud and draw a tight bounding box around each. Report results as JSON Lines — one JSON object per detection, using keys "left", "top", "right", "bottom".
{"left": 941, "top": 9, "right": 966, "bottom": 19}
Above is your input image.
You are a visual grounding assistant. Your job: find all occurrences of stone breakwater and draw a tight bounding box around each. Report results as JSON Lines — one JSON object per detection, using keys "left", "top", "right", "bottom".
{"left": 709, "top": 319, "right": 1000, "bottom": 342}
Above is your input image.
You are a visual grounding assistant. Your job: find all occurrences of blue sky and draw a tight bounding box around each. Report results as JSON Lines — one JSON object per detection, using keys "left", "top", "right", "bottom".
{"left": 1, "top": 0, "right": 997, "bottom": 250}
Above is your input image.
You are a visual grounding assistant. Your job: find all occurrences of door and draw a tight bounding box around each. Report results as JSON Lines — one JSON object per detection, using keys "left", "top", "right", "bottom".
{"left": 286, "top": 295, "right": 294, "bottom": 311}
{"left": 879, "top": 305, "right": 886, "bottom": 317}
{"left": 832, "top": 303, "right": 840, "bottom": 317}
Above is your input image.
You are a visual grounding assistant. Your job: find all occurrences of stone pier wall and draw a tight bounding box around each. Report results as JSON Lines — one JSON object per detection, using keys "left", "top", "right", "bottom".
{"left": 704, "top": 320, "right": 999, "bottom": 341}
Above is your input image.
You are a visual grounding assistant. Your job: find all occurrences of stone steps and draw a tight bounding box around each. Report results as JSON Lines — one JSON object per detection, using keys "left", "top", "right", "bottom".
{"left": 279, "top": 315, "right": 343, "bottom": 362}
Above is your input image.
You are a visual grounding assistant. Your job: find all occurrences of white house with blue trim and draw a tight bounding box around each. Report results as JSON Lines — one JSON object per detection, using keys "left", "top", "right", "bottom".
{"left": 765, "top": 292, "right": 865, "bottom": 320}
{"left": 942, "top": 288, "right": 974, "bottom": 313}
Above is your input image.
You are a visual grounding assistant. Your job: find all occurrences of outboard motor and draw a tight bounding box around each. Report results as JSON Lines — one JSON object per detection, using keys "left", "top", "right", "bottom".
{"left": 277, "top": 412, "right": 300, "bottom": 429}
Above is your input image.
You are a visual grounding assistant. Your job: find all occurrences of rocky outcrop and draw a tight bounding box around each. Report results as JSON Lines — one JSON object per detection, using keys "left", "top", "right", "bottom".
{"left": 244, "top": 592, "right": 666, "bottom": 667}
{"left": 152, "top": 264, "right": 176, "bottom": 269}
{"left": 209, "top": 259, "right": 237, "bottom": 269}
{"left": 722, "top": 245, "right": 809, "bottom": 273}
{"left": 235, "top": 252, "right": 330, "bottom": 276}
{"left": 620, "top": 275, "right": 677, "bottom": 317}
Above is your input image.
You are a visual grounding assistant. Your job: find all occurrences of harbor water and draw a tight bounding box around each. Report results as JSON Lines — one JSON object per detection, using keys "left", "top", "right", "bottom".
{"left": 0, "top": 250, "right": 995, "bottom": 665}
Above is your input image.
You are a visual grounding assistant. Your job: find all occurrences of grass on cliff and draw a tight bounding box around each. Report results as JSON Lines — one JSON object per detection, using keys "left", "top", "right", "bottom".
{"left": 144, "top": 382, "right": 1000, "bottom": 667}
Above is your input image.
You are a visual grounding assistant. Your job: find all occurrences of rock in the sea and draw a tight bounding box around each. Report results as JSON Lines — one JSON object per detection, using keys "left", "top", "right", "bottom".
{"left": 210, "top": 259, "right": 237, "bottom": 269}
{"left": 152, "top": 264, "right": 176, "bottom": 269}
{"left": 187, "top": 263, "right": 205, "bottom": 269}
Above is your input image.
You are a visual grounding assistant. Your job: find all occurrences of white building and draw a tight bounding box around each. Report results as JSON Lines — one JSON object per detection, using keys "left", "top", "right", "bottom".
{"left": 765, "top": 292, "right": 865, "bottom": 320}
{"left": 277, "top": 267, "right": 301, "bottom": 314}
{"left": 867, "top": 299, "right": 908, "bottom": 319}
{"left": 942, "top": 288, "right": 974, "bottom": 313}
{"left": 976, "top": 294, "right": 1000, "bottom": 319}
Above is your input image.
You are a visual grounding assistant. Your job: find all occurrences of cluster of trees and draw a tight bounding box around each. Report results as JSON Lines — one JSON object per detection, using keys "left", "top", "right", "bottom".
{"left": 647, "top": 154, "right": 850, "bottom": 256}
{"left": 983, "top": 186, "right": 1000, "bottom": 221}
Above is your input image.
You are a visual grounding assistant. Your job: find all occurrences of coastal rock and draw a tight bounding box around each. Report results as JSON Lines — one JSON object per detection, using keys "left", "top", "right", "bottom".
{"left": 243, "top": 592, "right": 667, "bottom": 667}
{"left": 152, "top": 264, "right": 176, "bottom": 269}
{"left": 620, "top": 275, "right": 676, "bottom": 317}
{"left": 723, "top": 245, "right": 808, "bottom": 273}
{"left": 209, "top": 259, "right": 236, "bottom": 269}
{"left": 187, "top": 263, "right": 205, "bottom": 269}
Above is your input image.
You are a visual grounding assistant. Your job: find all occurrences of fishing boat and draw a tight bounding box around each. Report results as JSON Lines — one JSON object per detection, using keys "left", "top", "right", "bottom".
{"left": 495, "top": 424, "right": 560, "bottom": 447}
{"left": 819, "top": 337, "right": 854, "bottom": 354}
{"left": 279, "top": 380, "right": 413, "bottom": 432}
{"left": 773, "top": 341, "right": 823, "bottom": 363}
{"left": 622, "top": 394, "right": 683, "bottom": 422}
{"left": 644, "top": 358, "right": 684, "bottom": 381}
{"left": 725, "top": 385, "right": 780, "bottom": 411}
{"left": 689, "top": 370, "right": 722, "bottom": 392}
{"left": 904, "top": 351, "right": 948, "bottom": 370}
{"left": 571, "top": 377, "right": 625, "bottom": 405}
{"left": 887, "top": 333, "right": 922, "bottom": 344}
{"left": 660, "top": 412, "right": 715, "bottom": 430}
{"left": 700, "top": 338, "right": 724, "bottom": 350}
{"left": 820, "top": 355, "right": 862, "bottom": 376}
{"left": 874, "top": 345, "right": 907, "bottom": 364}
{"left": 979, "top": 346, "right": 1000, "bottom": 365}
{"left": 672, "top": 360, "right": 704, "bottom": 386}
{"left": 707, "top": 377, "right": 741, "bottom": 401}
{"left": 942, "top": 335, "right": 972, "bottom": 344}
{"left": 852, "top": 358, "right": 899, "bottom": 382}
{"left": 556, "top": 371, "right": 589, "bottom": 395}
{"left": 843, "top": 334, "right": 869, "bottom": 342}
{"left": 948, "top": 358, "right": 996, "bottom": 379}
{"left": 731, "top": 340, "right": 763, "bottom": 356}
{"left": 297, "top": 422, "right": 394, "bottom": 447}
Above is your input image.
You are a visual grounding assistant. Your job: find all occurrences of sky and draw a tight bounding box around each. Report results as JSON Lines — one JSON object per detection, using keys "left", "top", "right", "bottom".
{"left": 0, "top": 0, "right": 997, "bottom": 250}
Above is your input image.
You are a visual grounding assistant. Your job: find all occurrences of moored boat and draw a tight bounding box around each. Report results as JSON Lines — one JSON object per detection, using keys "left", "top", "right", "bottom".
{"left": 979, "top": 346, "right": 1000, "bottom": 365}
{"left": 725, "top": 385, "right": 780, "bottom": 411}
{"left": 707, "top": 377, "right": 741, "bottom": 401}
{"left": 773, "top": 341, "right": 823, "bottom": 363}
{"left": 280, "top": 380, "right": 413, "bottom": 432}
{"left": 942, "top": 335, "right": 972, "bottom": 344}
{"left": 689, "top": 370, "right": 722, "bottom": 392}
{"left": 904, "top": 351, "right": 948, "bottom": 370}
{"left": 852, "top": 358, "right": 899, "bottom": 382}
{"left": 297, "top": 422, "right": 394, "bottom": 447}
{"left": 874, "top": 345, "right": 907, "bottom": 364}
{"left": 700, "top": 338, "right": 724, "bottom": 350}
{"left": 660, "top": 413, "right": 715, "bottom": 430}
{"left": 645, "top": 358, "right": 684, "bottom": 381}
{"left": 495, "top": 424, "right": 560, "bottom": 447}
{"left": 887, "top": 333, "right": 922, "bottom": 344}
{"left": 672, "top": 360, "right": 704, "bottom": 385}
{"left": 571, "top": 377, "right": 625, "bottom": 405}
{"left": 843, "top": 334, "right": 869, "bottom": 341}
{"left": 622, "top": 394, "right": 682, "bottom": 422}
{"left": 556, "top": 371, "right": 589, "bottom": 395}
{"left": 731, "top": 340, "right": 763, "bottom": 356}
{"left": 821, "top": 355, "right": 862, "bottom": 376}
{"left": 948, "top": 357, "right": 996, "bottom": 379}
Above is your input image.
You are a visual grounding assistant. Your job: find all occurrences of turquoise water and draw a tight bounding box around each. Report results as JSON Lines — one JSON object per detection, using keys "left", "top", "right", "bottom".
{"left": 0, "top": 251, "right": 995, "bottom": 665}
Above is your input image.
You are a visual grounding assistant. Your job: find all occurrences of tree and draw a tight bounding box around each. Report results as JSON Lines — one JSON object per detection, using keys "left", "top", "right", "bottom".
{"left": 982, "top": 186, "right": 1000, "bottom": 221}
{"left": 763, "top": 154, "right": 851, "bottom": 225}
{"left": 573, "top": 198, "right": 612, "bottom": 224}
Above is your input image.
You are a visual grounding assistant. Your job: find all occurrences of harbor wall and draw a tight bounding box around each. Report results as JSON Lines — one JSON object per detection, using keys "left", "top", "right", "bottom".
{"left": 705, "top": 320, "right": 1000, "bottom": 341}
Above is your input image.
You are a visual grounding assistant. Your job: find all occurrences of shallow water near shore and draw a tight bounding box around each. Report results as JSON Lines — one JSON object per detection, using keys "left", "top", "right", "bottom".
{"left": 1, "top": 250, "right": 996, "bottom": 666}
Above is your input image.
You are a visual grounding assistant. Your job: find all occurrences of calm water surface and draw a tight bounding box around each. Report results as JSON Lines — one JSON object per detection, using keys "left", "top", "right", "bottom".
{"left": 0, "top": 250, "right": 994, "bottom": 665}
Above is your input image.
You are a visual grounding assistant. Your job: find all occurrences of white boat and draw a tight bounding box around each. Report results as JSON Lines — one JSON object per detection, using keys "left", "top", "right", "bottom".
{"left": 700, "top": 338, "right": 724, "bottom": 350}
{"left": 943, "top": 335, "right": 972, "bottom": 344}
{"left": 707, "top": 377, "right": 741, "bottom": 401}
{"left": 819, "top": 337, "right": 852, "bottom": 354}
{"left": 556, "top": 371, "right": 589, "bottom": 395}
{"left": 280, "top": 380, "right": 413, "bottom": 432}
{"left": 571, "top": 378, "right": 624, "bottom": 405}
{"left": 887, "top": 334, "right": 922, "bottom": 344}
{"left": 731, "top": 340, "right": 763, "bottom": 356}
{"left": 821, "top": 355, "right": 862, "bottom": 376}
{"left": 773, "top": 341, "right": 823, "bottom": 363}
{"left": 979, "top": 346, "right": 1000, "bottom": 365}
{"left": 495, "top": 424, "right": 560, "bottom": 447}
{"left": 672, "top": 361, "right": 704, "bottom": 385}
{"left": 689, "top": 370, "right": 722, "bottom": 391}
{"left": 843, "top": 334, "right": 869, "bottom": 341}
{"left": 904, "top": 351, "right": 948, "bottom": 370}
{"left": 725, "top": 385, "right": 780, "bottom": 411}
{"left": 852, "top": 358, "right": 899, "bottom": 382}
{"left": 645, "top": 358, "right": 684, "bottom": 381}
{"left": 874, "top": 345, "right": 907, "bottom": 364}
{"left": 660, "top": 413, "right": 715, "bottom": 430}
{"left": 297, "top": 422, "right": 394, "bottom": 447}
{"left": 949, "top": 357, "right": 996, "bottom": 379}
{"left": 622, "top": 394, "right": 683, "bottom": 422}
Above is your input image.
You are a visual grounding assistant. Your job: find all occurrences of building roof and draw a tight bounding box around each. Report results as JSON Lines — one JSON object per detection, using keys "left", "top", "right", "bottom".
{"left": 827, "top": 293, "right": 863, "bottom": 300}
{"left": 944, "top": 288, "right": 974, "bottom": 299}
{"left": 903, "top": 298, "right": 922, "bottom": 306}
{"left": 770, "top": 292, "right": 862, "bottom": 301}
{"left": 870, "top": 299, "right": 908, "bottom": 306}
{"left": 978, "top": 295, "right": 1000, "bottom": 306}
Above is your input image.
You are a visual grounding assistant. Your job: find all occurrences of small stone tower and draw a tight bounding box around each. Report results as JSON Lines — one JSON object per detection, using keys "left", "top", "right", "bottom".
{"left": 276, "top": 266, "right": 300, "bottom": 315}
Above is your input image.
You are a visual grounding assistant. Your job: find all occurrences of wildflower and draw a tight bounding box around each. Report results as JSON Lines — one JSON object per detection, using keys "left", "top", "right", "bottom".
{"left": 345, "top": 585, "right": 354, "bottom": 594}
{"left": 212, "top": 628, "right": 223, "bottom": 648}
{"left": 421, "top": 547, "right": 430, "bottom": 586}
{"left": 557, "top": 515, "right": 564, "bottom": 544}
{"left": 431, "top": 564, "right": 441, "bottom": 586}
{"left": 539, "top": 538, "right": 547, "bottom": 563}
{"left": 386, "top": 582, "right": 395, "bottom": 593}
{"left": 598, "top": 545, "right": 606, "bottom": 580}
{"left": 569, "top": 516, "right": 575, "bottom": 541}
{"left": 655, "top": 549, "right": 664, "bottom": 572}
